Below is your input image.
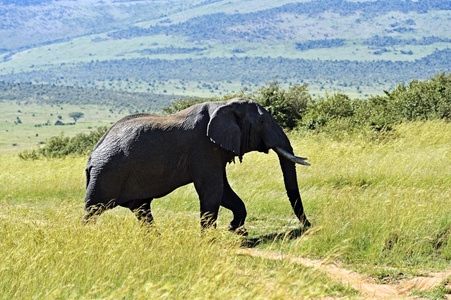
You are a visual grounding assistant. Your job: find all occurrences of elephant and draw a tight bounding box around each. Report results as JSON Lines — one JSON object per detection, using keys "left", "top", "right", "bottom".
{"left": 83, "top": 98, "right": 311, "bottom": 233}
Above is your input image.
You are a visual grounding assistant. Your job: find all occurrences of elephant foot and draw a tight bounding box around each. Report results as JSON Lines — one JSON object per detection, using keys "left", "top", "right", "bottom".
{"left": 134, "top": 208, "right": 154, "bottom": 224}
{"left": 136, "top": 215, "right": 154, "bottom": 225}
{"left": 82, "top": 204, "right": 105, "bottom": 224}
{"left": 302, "top": 219, "right": 311, "bottom": 228}
{"left": 299, "top": 215, "right": 311, "bottom": 228}
{"left": 81, "top": 215, "right": 97, "bottom": 225}
{"left": 228, "top": 224, "right": 248, "bottom": 236}
{"left": 142, "top": 224, "right": 161, "bottom": 237}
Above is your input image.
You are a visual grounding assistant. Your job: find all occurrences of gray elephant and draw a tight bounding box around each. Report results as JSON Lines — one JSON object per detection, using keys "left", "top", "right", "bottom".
{"left": 83, "top": 98, "right": 311, "bottom": 232}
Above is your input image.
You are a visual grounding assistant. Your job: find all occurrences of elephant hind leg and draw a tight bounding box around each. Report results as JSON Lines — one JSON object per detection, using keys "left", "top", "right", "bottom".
{"left": 123, "top": 199, "right": 154, "bottom": 225}
{"left": 82, "top": 203, "right": 109, "bottom": 224}
{"left": 83, "top": 181, "right": 118, "bottom": 223}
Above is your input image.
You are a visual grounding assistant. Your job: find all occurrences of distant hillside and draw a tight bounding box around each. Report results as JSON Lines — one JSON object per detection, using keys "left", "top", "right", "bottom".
{"left": 0, "top": 0, "right": 450, "bottom": 96}
{"left": 108, "top": 1, "right": 450, "bottom": 42}
{"left": 0, "top": 81, "right": 180, "bottom": 111}
{"left": 0, "top": 0, "right": 199, "bottom": 50}
{"left": 3, "top": 48, "right": 449, "bottom": 91}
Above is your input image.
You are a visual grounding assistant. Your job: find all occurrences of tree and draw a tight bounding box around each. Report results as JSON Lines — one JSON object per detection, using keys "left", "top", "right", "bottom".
{"left": 69, "top": 112, "right": 84, "bottom": 123}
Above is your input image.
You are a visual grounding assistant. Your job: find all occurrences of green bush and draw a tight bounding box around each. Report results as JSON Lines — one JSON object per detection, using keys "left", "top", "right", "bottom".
{"left": 162, "top": 82, "right": 311, "bottom": 130}
{"left": 384, "top": 72, "right": 451, "bottom": 121}
{"left": 357, "top": 95, "right": 397, "bottom": 131}
{"left": 22, "top": 72, "right": 450, "bottom": 159}
{"left": 303, "top": 73, "right": 450, "bottom": 134}
{"left": 19, "top": 127, "right": 108, "bottom": 160}
{"left": 301, "top": 92, "right": 356, "bottom": 130}
{"left": 253, "top": 82, "right": 311, "bottom": 129}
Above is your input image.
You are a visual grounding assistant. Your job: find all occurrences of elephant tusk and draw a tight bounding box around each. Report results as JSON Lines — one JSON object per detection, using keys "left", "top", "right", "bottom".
{"left": 274, "top": 147, "right": 310, "bottom": 166}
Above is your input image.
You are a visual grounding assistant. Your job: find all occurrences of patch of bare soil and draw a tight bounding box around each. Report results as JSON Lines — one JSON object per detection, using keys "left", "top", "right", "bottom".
{"left": 237, "top": 248, "right": 451, "bottom": 299}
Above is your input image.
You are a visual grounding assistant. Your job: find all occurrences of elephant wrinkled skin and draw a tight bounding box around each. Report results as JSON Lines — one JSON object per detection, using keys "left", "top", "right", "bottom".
{"left": 83, "top": 98, "right": 311, "bottom": 232}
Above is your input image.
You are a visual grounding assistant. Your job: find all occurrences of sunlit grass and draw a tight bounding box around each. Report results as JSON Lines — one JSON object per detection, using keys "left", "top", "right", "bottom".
{"left": 0, "top": 101, "right": 126, "bottom": 153}
{"left": 0, "top": 205, "right": 352, "bottom": 299}
{"left": 0, "top": 156, "right": 86, "bottom": 203}
{"left": 1, "top": 120, "right": 450, "bottom": 297}
{"left": 257, "top": 121, "right": 451, "bottom": 275}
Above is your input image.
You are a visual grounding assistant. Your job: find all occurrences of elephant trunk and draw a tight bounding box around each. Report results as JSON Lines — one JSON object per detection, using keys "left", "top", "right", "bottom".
{"left": 274, "top": 146, "right": 311, "bottom": 227}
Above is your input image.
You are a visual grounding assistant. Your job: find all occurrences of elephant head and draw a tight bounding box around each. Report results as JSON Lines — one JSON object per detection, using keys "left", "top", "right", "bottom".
{"left": 207, "top": 98, "right": 311, "bottom": 227}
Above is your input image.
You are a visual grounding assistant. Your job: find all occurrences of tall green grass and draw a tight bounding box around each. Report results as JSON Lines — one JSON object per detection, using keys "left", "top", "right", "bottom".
{"left": 0, "top": 199, "right": 351, "bottom": 299}
{"left": 0, "top": 120, "right": 450, "bottom": 298}
{"left": 0, "top": 156, "right": 353, "bottom": 298}
{"left": 259, "top": 121, "right": 451, "bottom": 275}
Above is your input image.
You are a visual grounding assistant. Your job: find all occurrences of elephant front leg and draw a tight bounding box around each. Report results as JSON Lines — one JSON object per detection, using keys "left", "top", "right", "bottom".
{"left": 221, "top": 173, "right": 247, "bottom": 236}
{"left": 200, "top": 204, "right": 220, "bottom": 229}
{"left": 123, "top": 199, "right": 155, "bottom": 225}
{"left": 134, "top": 202, "right": 154, "bottom": 225}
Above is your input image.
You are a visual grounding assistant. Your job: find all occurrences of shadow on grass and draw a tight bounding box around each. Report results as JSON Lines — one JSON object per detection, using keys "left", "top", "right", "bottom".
{"left": 243, "top": 226, "right": 310, "bottom": 248}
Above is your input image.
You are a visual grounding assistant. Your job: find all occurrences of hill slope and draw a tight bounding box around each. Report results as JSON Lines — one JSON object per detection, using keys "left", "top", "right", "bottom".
{"left": 0, "top": 0, "right": 450, "bottom": 96}
{"left": 0, "top": 81, "right": 179, "bottom": 111}
{"left": 0, "top": 0, "right": 200, "bottom": 50}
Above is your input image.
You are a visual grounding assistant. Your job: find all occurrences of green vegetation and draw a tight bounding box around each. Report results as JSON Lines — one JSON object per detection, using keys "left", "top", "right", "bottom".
{"left": 69, "top": 111, "right": 84, "bottom": 123}
{"left": 0, "top": 100, "right": 130, "bottom": 153}
{"left": 1, "top": 119, "right": 449, "bottom": 298}
{"left": 0, "top": 81, "right": 180, "bottom": 111}
{"left": 254, "top": 83, "right": 311, "bottom": 129}
{"left": 7, "top": 72, "right": 451, "bottom": 159}
{"left": 18, "top": 127, "right": 107, "bottom": 159}
{"left": 0, "top": 0, "right": 449, "bottom": 95}
{"left": 164, "top": 73, "right": 451, "bottom": 132}
{"left": 2, "top": 49, "right": 450, "bottom": 97}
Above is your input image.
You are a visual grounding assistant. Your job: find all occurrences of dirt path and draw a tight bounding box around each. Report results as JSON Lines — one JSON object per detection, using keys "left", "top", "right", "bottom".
{"left": 237, "top": 248, "right": 451, "bottom": 299}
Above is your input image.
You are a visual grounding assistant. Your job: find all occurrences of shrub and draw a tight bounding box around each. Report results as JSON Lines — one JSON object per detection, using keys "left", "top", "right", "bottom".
{"left": 301, "top": 92, "right": 356, "bottom": 130}
{"left": 21, "top": 73, "right": 450, "bottom": 159}
{"left": 303, "top": 73, "right": 450, "bottom": 133}
{"left": 162, "top": 83, "right": 310, "bottom": 130}
{"left": 19, "top": 127, "right": 108, "bottom": 159}
{"left": 354, "top": 95, "right": 397, "bottom": 132}
{"left": 38, "top": 133, "right": 71, "bottom": 158}
{"left": 254, "top": 82, "right": 311, "bottom": 129}
{"left": 384, "top": 72, "right": 451, "bottom": 121}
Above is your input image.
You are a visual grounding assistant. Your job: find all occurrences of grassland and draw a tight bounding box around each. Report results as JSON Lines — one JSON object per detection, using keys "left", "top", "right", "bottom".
{"left": 1, "top": 120, "right": 450, "bottom": 298}
{"left": 0, "top": 101, "right": 129, "bottom": 154}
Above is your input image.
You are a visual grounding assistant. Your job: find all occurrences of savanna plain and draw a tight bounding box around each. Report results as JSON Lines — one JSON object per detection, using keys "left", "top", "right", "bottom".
{"left": 1, "top": 119, "right": 450, "bottom": 299}
{"left": 1, "top": 0, "right": 450, "bottom": 298}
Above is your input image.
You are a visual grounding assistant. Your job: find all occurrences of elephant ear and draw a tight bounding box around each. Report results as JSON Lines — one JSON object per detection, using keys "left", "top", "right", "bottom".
{"left": 207, "top": 104, "right": 241, "bottom": 157}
